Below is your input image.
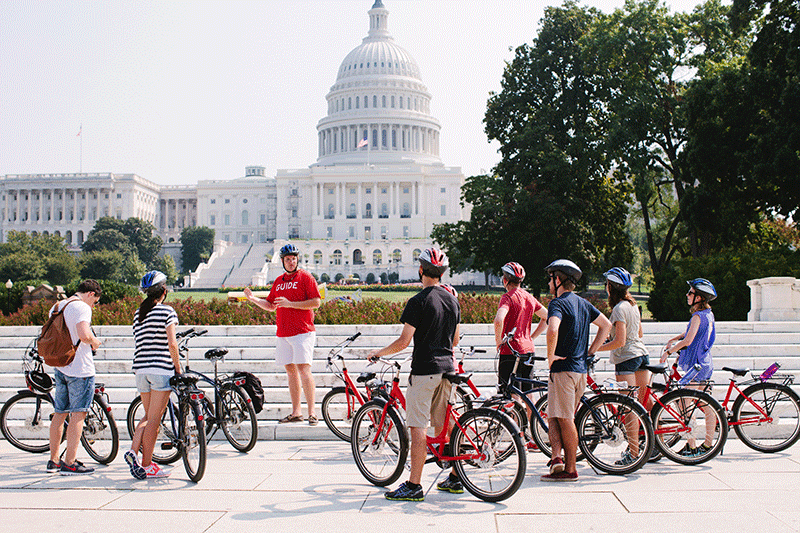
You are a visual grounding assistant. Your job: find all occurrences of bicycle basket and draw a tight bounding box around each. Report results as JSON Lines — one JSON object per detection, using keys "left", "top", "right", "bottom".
{"left": 26, "top": 370, "right": 53, "bottom": 394}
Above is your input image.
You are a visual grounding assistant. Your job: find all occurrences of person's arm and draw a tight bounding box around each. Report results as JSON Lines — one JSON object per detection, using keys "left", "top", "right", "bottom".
{"left": 166, "top": 322, "right": 182, "bottom": 374}
{"left": 588, "top": 313, "right": 612, "bottom": 355}
{"left": 274, "top": 297, "right": 321, "bottom": 310}
{"left": 530, "top": 306, "right": 549, "bottom": 341}
{"left": 546, "top": 316, "right": 563, "bottom": 368}
{"left": 76, "top": 321, "right": 101, "bottom": 351}
{"left": 368, "top": 323, "right": 416, "bottom": 360}
{"left": 493, "top": 306, "right": 509, "bottom": 350}
{"left": 244, "top": 287, "right": 277, "bottom": 312}
{"left": 453, "top": 323, "right": 460, "bottom": 348}
{"left": 596, "top": 320, "right": 625, "bottom": 352}
{"left": 662, "top": 315, "right": 701, "bottom": 362}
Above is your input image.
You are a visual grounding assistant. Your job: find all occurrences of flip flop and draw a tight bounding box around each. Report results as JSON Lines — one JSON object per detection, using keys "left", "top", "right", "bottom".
{"left": 278, "top": 414, "right": 304, "bottom": 423}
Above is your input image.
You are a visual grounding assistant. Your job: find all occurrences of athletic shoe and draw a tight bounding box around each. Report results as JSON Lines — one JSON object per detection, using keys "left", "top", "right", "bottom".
{"left": 60, "top": 461, "right": 94, "bottom": 476}
{"left": 144, "top": 463, "right": 170, "bottom": 478}
{"left": 436, "top": 475, "right": 464, "bottom": 494}
{"left": 547, "top": 457, "right": 565, "bottom": 475}
{"left": 124, "top": 450, "right": 147, "bottom": 480}
{"left": 385, "top": 481, "right": 424, "bottom": 501}
{"left": 526, "top": 440, "right": 539, "bottom": 451}
{"left": 46, "top": 460, "right": 61, "bottom": 473}
{"left": 615, "top": 450, "right": 635, "bottom": 466}
{"left": 681, "top": 443, "right": 713, "bottom": 458}
{"left": 678, "top": 444, "right": 694, "bottom": 457}
{"left": 540, "top": 470, "right": 579, "bottom": 482}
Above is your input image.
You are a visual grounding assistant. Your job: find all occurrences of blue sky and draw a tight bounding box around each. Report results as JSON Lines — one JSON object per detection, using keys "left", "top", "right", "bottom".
{"left": 1, "top": 0, "right": 709, "bottom": 185}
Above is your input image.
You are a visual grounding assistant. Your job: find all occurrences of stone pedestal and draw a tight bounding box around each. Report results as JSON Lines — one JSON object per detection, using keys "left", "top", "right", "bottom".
{"left": 747, "top": 277, "right": 800, "bottom": 321}
{"left": 21, "top": 284, "right": 66, "bottom": 308}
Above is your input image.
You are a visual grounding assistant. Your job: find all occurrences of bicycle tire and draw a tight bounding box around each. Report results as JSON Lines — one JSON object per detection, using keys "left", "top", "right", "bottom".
{"left": 479, "top": 396, "right": 528, "bottom": 461}
{"left": 350, "top": 400, "right": 408, "bottom": 487}
{"left": 451, "top": 407, "right": 526, "bottom": 502}
{"left": 575, "top": 393, "right": 653, "bottom": 475}
{"left": 530, "top": 394, "right": 551, "bottom": 457}
{"left": 181, "top": 399, "right": 207, "bottom": 482}
{"left": 651, "top": 388, "right": 727, "bottom": 465}
{"left": 322, "top": 386, "right": 359, "bottom": 442}
{"left": 81, "top": 394, "right": 119, "bottom": 464}
{"left": 126, "top": 395, "right": 181, "bottom": 464}
{"left": 219, "top": 384, "right": 258, "bottom": 452}
{"left": 0, "top": 391, "right": 57, "bottom": 453}
{"left": 453, "top": 385, "right": 474, "bottom": 416}
{"left": 731, "top": 382, "right": 800, "bottom": 453}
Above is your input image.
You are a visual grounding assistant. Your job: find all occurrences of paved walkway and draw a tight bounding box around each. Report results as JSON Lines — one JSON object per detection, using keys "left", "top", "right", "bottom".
{"left": 1, "top": 439, "right": 798, "bottom": 533}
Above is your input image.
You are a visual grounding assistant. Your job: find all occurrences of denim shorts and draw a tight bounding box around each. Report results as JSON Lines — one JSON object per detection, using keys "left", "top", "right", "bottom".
{"left": 615, "top": 354, "right": 650, "bottom": 376}
{"left": 135, "top": 373, "right": 173, "bottom": 393}
{"left": 53, "top": 369, "right": 95, "bottom": 413}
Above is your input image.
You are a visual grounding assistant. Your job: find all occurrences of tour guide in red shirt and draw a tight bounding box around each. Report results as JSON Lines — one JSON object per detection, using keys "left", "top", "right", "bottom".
{"left": 244, "top": 243, "right": 322, "bottom": 425}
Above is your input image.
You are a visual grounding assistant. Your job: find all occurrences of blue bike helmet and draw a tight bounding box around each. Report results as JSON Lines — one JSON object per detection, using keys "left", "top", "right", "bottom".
{"left": 687, "top": 278, "right": 717, "bottom": 302}
{"left": 604, "top": 267, "right": 633, "bottom": 288}
{"left": 140, "top": 270, "right": 167, "bottom": 291}
{"left": 279, "top": 243, "right": 299, "bottom": 258}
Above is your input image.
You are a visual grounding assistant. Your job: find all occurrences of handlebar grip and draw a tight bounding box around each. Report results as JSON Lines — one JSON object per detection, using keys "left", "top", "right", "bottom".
{"left": 196, "top": 329, "right": 208, "bottom": 336}
{"left": 475, "top": 349, "right": 486, "bottom": 353}
{"left": 177, "top": 328, "right": 195, "bottom": 339}
{"left": 349, "top": 332, "right": 361, "bottom": 341}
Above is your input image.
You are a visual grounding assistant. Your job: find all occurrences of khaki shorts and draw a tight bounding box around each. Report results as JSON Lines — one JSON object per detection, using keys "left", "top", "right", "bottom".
{"left": 547, "top": 371, "right": 586, "bottom": 419}
{"left": 405, "top": 374, "right": 453, "bottom": 429}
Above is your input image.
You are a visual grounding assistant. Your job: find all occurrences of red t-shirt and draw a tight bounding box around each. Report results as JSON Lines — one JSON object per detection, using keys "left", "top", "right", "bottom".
{"left": 498, "top": 287, "right": 543, "bottom": 355}
{"left": 267, "top": 269, "right": 321, "bottom": 337}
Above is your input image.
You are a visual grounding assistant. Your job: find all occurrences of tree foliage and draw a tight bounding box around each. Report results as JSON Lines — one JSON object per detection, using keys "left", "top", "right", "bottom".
{"left": 0, "top": 231, "right": 78, "bottom": 286}
{"left": 82, "top": 217, "right": 163, "bottom": 268}
{"left": 180, "top": 226, "right": 215, "bottom": 274}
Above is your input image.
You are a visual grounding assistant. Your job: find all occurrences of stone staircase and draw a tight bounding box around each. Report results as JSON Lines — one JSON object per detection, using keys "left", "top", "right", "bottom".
{"left": 1, "top": 322, "right": 798, "bottom": 440}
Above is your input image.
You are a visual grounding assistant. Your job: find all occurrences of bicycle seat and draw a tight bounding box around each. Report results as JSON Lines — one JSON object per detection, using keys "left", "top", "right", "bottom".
{"left": 357, "top": 371, "right": 377, "bottom": 383}
{"left": 170, "top": 374, "right": 200, "bottom": 388}
{"left": 444, "top": 372, "right": 471, "bottom": 385}
{"left": 644, "top": 363, "right": 669, "bottom": 374}
{"left": 722, "top": 366, "right": 750, "bottom": 377}
{"left": 204, "top": 348, "right": 228, "bottom": 361}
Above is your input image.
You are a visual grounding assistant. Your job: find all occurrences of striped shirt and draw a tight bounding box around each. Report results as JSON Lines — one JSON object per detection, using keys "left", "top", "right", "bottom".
{"left": 132, "top": 303, "right": 179, "bottom": 376}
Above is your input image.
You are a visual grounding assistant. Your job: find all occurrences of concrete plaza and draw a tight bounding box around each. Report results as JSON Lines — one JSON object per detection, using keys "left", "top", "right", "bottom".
{"left": 1, "top": 438, "right": 798, "bottom": 533}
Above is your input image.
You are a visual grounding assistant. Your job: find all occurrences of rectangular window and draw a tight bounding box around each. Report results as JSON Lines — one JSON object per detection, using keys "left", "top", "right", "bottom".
{"left": 403, "top": 226, "right": 409, "bottom": 237}
{"left": 349, "top": 226, "right": 355, "bottom": 237}
{"left": 260, "top": 214, "right": 266, "bottom": 224}
{"left": 403, "top": 187, "right": 409, "bottom": 194}
{"left": 350, "top": 188, "right": 355, "bottom": 195}
{"left": 224, "top": 199, "right": 230, "bottom": 204}
{"left": 210, "top": 199, "right": 216, "bottom": 204}
{"left": 327, "top": 226, "right": 333, "bottom": 238}
{"left": 365, "top": 188, "right": 371, "bottom": 194}
{"left": 381, "top": 188, "right": 387, "bottom": 194}
{"left": 224, "top": 214, "right": 230, "bottom": 225}
{"left": 210, "top": 215, "right": 216, "bottom": 225}
{"left": 440, "top": 205, "right": 446, "bottom": 216}
{"left": 116, "top": 193, "right": 121, "bottom": 199}
{"left": 441, "top": 187, "right": 446, "bottom": 193}
{"left": 365, "top": 226, "right": 371, "bottom": 239}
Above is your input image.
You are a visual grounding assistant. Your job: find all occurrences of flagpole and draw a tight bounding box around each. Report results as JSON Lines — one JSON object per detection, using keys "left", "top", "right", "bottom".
{"left": 77, "top": 124, "right": 83, "bottom": 173}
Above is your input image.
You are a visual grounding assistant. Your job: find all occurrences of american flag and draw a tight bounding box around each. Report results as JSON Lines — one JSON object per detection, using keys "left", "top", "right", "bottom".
{"left": 357, "top": 137, "right": 368, "bottom": 148}
{"left": 76, "top": 125, "right": 82, "bottom": 137}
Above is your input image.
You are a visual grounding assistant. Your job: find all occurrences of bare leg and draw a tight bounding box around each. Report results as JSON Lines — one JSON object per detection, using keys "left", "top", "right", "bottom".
{"left": 49, "top": 412, "right": 69, "bottom": 463}
{"left": 549, "top": 417, "right": 563, "bottom": 464}
{"left": 130, "top": 391, "right": 151, "bottom": 456}
{"left": 284, "top": 364, "right": 303, "bottom": 418}
{"left": 408, "top": 426, "right": 427, "bottom": 485}
{"left": 296, "top": 363, "right": 316, "bottom": 418}
{"left": 616, "top": 373, "right": 642, "bottom": 456}
{"left": 63, "top": 411, "right": 87, "bottom": 465}
{"left": 140, "top": 390, "right": 171, "bottom": 467}
{"left": 557, "top": 416, "right": 579, "bottom": 473}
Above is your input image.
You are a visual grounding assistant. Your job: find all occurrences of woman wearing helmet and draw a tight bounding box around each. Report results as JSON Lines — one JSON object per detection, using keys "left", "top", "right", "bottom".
{"left": 494, "top": 262, "right": 548, "bottom": 426}
{"left": 661, "top": 277, "right": 718, "bottom": 457}
{"left": 244, "top": 243, "right": 321, "bottom": 425}
{"left": 595, "top": 267, "right": 650, "bottom": 466}
{"left": 127, "top": 271, "right": 180, "bottom": 479}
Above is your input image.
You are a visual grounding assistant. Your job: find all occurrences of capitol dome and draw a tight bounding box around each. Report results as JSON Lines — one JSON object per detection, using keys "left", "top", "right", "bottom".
{"left": 316, "top": 1, "right": 442, "bottom": 167}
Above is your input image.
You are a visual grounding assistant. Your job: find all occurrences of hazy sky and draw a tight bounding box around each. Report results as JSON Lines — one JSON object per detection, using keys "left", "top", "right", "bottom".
{"left": 1, "top": 0, "right": 709, "bottom": 186}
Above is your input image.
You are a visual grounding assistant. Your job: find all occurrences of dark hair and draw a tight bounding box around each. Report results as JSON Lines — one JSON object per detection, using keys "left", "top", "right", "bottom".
{"left": 607, "top": 280, "right": 636, "bottom": 308}
{"left": 502, "top": 273, "right": 522, "bottom": 285}
{"left": 137, "top": 283, "right": 166, "bottom": 322}
{"left": 77, "top": 279, "right": 102, "bottom": 297}
{"left": 552, "top": 271, "right": 575, "bottom": 292}
{"left": 420, "top": 262, "right": 443, "bottom": 280}
{"left": 690, "top": 299, "right": 711, "bottom": 314}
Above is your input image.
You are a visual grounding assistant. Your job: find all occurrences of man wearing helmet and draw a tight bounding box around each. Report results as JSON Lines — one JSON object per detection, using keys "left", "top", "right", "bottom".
{"left": 494, "top": 262, "right": 548, "bottom": 423}
{"left": 369, "top": 247, "right": 460, "bottom": 501}
{"left": 244, "top": 243, "right": 321, "bottom": 425}
{"left": 47, "top": 279, "right": 103, "bottom": 475}
{"left": 542, "top": 260, "right": 611, "bottom": 481}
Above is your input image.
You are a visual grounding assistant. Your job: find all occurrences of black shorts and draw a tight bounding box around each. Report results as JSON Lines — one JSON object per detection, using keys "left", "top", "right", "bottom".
{"left": 498, "top": 354, "right": 535, "bottom": 393}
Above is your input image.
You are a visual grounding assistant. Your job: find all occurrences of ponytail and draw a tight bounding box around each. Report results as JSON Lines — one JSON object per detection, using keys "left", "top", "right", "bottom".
{"left": 137, "top": 283, "right": 166, "bottom": 322}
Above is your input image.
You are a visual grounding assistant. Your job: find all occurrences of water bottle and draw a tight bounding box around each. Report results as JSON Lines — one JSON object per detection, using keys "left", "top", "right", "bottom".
{"left": 760, "top": 362, "right": 780, "bottom": 381}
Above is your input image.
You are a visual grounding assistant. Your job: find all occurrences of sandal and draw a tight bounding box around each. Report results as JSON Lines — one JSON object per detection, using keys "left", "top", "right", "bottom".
{"left": 308, "top": 415, "right": 318, "bottom": 426}
{"left": 278, "top": 414, "right": 304, "bottom": 424}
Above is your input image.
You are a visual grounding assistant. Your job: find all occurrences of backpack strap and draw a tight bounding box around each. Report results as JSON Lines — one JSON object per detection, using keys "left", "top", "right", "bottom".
{"left": 51, "top": 297, "right": 82, "bottom": 349}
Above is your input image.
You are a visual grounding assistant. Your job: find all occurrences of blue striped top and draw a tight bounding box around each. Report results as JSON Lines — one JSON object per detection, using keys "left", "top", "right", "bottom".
{"left": 132, "top": 303, "right": 179, "bottom": 376}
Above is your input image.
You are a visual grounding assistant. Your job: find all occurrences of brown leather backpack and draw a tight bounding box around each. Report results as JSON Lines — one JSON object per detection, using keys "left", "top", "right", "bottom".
{"left": 38, "top": 300, "right": 80, "bottom": 367}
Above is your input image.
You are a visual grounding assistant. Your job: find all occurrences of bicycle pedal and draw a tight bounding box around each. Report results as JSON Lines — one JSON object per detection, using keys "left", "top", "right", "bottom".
{"left": 160, "top": 442, "right": 174, "bottom": 451}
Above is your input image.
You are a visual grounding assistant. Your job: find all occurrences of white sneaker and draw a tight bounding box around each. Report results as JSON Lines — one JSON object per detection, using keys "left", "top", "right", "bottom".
{"left": 144, "top": 463, "right": 170, "bottom": 478}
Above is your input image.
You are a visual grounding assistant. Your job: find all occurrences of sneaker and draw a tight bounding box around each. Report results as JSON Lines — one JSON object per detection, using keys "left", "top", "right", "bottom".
{"left": 144, "top": 463, "right": 170, "bottom": 478}
{"left": 46, "top": 460, "right": 61, "bottom": 473}
{"left": 124, "top": 450, "right": 147, "bottom": 480}
{"left": 615, "top": 450, "right": 635, "bottom": 466}
{"left": 436, "top": 475, "right": 464, "bottom": 494}
{"left": 547, "top": 456, "right": 565, "bottom": 475}
{"left": 678, "top": 444, "right": 694, "bottom": 457}
{"left": 540, "top": 470, "right": 579, "bottom": 482}
{"left": 526, "top": 440, "right": 539, "bottom": 451}
{"left": 59, "top": 460, "right": 94, "bottom": 476}
{"left": 684, "top": 443, "right": 713, "bottom": 458}
{"left": 385, "top": 481, "right": 424, "bottom": 501}
{"left": 308, "top": 415, "right": 319, "bottom": 426}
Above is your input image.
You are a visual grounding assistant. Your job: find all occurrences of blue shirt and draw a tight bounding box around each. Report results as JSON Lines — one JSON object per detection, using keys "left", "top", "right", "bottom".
{"left": 547, "top": 292, "right": 601, "bottom": 374}
{"left": 677, "top": 309, "right": 715, "bottom": 380}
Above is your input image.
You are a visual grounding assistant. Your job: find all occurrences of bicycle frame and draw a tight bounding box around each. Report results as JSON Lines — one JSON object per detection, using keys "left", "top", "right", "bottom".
{"left": 719, "top": 368, "right": 795, "bottom": 427}
{"left": 326, "top": 333, "right": 372, "bottom": 411}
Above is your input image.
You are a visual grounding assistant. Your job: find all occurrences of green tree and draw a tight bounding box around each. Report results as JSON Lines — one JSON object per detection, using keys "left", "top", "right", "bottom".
{"left": 82, "top": 228, "right": 133, "bottom": 255}
{"left": 80, "top": 250, "right": 126, "bottom": 282}
{"left": 124, "top": 218, "right": 163, "bottom": 267}
{"left": 83, "top": 217, "right": 163, "bottom": 268}
{"left": 180, "top": 226, "right": 215, "bottom": 273}
{"left": 0, "top": 231, "right": 78, "bottom": 286}
{"left": 43, "top": 254, "right": 80, "bottom": 286}
{"left": 151, "top": 254, "right": 180, "bottom": 285}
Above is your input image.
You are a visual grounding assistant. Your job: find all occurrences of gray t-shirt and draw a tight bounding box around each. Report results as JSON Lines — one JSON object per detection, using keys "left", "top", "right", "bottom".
{"left": 608, "top": 300, "right": 649, "bottom": 364}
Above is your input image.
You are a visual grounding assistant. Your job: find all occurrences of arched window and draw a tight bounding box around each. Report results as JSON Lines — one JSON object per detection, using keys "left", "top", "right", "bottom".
{"left": 382, "top": 95, "right": 386, "bottom": 108}
{"left": 382, "top": 129, "right": 387, "bottom": 147}
{"left": 400, "top": 97, "right": 404, "bottom": 109}
{"left": 327, "top": 204, "right": 334, "bottom": 219}
{"left": 54, "top": 230, "right": 61, "bottom": 237}
{"left": 66, "top": 231, "right": 72, "bottom": 244}
{"left": 364, "top": 96, "right": 368, "bottom": 108}
{"left": 391, "top": 96, "right": 395, "bottom": 108}
{"left": 356, "top": 97, "right": 360, "bottom": 109}
{"left": 373, "top": 249, "right": 382, "bottom": 265}
{"left": 333, "top": 249, "right": 343, "bottom": 265}
{"left": 241, "top": 210, "right": 248, "bottom": 225}
{"left": 314, "top": 250, "right": 323, "bottom": 264}
{"left": 363, "top": 129, "right": 368, "bottom": 148}
{"left": 380, "top": 203, "right": 388, "bottom": 218}
{"left": 402, "top": 203, "right": 410, "bottom": 217}
{"left": 77, "top": 230, "right": 84, "bottom": 245}
{"left": 392, "top": 130, "right": 397, "bottom": 148}
{"left": 413, "top": 249, "right": 421, "bottom": 262}
{"left": 348, "top": 97, "right": 352, "bottom": 109}
{"left": 373, "top": 95, "right": 378, "bottom": 108}
{"left": 365, "top": 203, "right": 372, "bottom": 218}
{"left": 393, "top": 249, "right": 402, "bottom": 263}
{"left": 353, "top": 249, "right": 363, "bottom": 264}
{"left": 349, "top": 203, "right": 356, "bottom": 218}
{"left": 372, "top": 129, "right": 378, "bottom": 147}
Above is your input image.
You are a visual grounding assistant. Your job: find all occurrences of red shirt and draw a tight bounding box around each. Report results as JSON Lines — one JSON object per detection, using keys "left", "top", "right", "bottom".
{"left": 267, "top": 269, "right": 321, "bottom": 337}
{"left": 498, "top": 287, "right": 543, "bottom": 355}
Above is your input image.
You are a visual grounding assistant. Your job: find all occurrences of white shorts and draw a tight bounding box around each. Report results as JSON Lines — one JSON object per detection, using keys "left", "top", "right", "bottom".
{"left": 275, "top": 332, "right": 316, "bottom": 366}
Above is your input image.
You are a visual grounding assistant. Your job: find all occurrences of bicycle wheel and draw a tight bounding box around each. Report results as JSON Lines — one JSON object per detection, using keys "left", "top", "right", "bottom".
{"left": 181, "top": 400, "right": 207, "bottom": 482}
{"left": 322, "top": 386, "right": 359, "bottom": 442}
{"left": 81, "top": 395, "right": 119, "bottom": 464}
{"left": 575, "top": 393, "right": 653, "bottom": 475}
{"left": 126, "top": 395, "right": 181, "bottom": 464}
{"left": 451, "top": 407, "right": 526, "bottom": 502}
{"left": 453, "top": 385, "right": 474, "bottom": 416}
{"left": 0, "top": 391, "right": 56, "bottom": 453}
{"left": 350, "top": 400, "right": 408, "bottom": 487}
{"left": 732, "top": 383, "right": 800, "bottom": 453}
{"left": 219, "top": 384, "right": 258, "bottom": 452}
{"left": 530, "top": 394, "right": 551, "bottom": 457}
{"left": 480, "top": 396, "right": 527, "bottom": 461}
{"left": 651, "top": 388, "right": 727, "bottom": 465}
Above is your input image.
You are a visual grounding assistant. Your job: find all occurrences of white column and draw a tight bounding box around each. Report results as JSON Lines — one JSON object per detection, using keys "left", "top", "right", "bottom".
{"left": 61, "top": 189, "right": 66, "bottom": 223}
{"left": 372, "top": 182, "right": 377, "bottom": 219}
{"left": 334, "top": 182, "right": 340, "bottom": 217}
{"left": 357, "top": 183, "right": 362, "bottom": 219}
{"left": 411, "top": 181, "right": 416, "bottom": 216}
